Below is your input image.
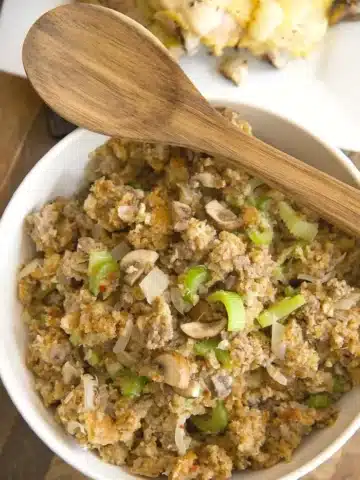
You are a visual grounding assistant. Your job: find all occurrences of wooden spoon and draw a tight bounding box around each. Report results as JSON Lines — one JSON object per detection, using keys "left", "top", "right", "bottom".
{"left": 23, "top": 3, "right": 360, "bottom": 236}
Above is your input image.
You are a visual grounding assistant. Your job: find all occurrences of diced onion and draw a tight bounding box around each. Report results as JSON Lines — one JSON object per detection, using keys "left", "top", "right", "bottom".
{"left": 18, "top": 259, "right": 42, "bottom": 280}
{"left": 271, "top": 322, "right": 286, "bottom": 360}
{"left": 266, "top": 363, "right": 288, "bottom": 386}
{"left": 82, "top": 374, "right": 98, "bottom": 411}
{"left": 62, "top": 361, "right": 80, "bottom": 385}
{"left": 115, "top": 350, "right": 136, "bottom": 368}
{"left": 63, "top": 391, "right": 74, "bottom": 404}
{"left": 106, "top": 361, "right": 122, "bottom": 378}
{"left": 334, "top": 292, "right": 360, "bottom": 310}
{"left": 117, "top": 205, "right": 137, "bottom": 222}
{"left": 140, "top": 267, "right": 169, "bottom": 304}
{"left": 175, "top": 415, "right": 191, "bottom": 456}
{"left": 297, "top": 274, "right": 316, "bottom": 283}
{"left": 113, "top": 317, "right": 134, "bottom": 353}
{"left": 170, "top": 287, "right": 191, "bottom": 314}
{"left": 111, "top": 242, "right": 131, "bottom": 262}
{"left": 67, "top": 420, "right": 86, "bottom": 435}
{"left": 97, "top": 385, "right": 109, "bottom": 411}
{"left": 174, "top": 381, "right": 202, "bottom": 398}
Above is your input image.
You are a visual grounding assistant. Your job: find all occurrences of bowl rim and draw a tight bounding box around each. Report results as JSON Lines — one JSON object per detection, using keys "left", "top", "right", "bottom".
{"left": 1, "top": 100, "right": 360, "bottom": 480}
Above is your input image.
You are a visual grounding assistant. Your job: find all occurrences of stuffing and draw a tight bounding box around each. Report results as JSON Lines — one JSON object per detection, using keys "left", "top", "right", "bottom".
{"left": 20, "top": 108, "right": 360, "bottom": 477}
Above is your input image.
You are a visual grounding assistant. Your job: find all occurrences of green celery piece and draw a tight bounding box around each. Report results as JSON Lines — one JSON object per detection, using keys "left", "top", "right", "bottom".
{"left": 88, "top": 250, "right": 118, "bottom": 296}
{"left": 215, "top": 349, "right": 232, "bottom": 370}
{"left": 207, "top": 290, "right": 245, "bottom": 332}
{"left": 182, "top": 265, "right": 210, "bottom": 304}
{"left": 257, "top": 294, "right": 306, "bottom": 328}
{"left": 117, "top": 370, "right": 148, "bottom": 397}
{"left": 247, "top": 210, "right": 273, "bottom": 246}
{"left": 194, "top": 340, "right": 232, "bottom": 369}
{"left": 87, "top": 350, "right": 100, "bottom": 366}
{"left": 191, "top": 400, "right": 228, "bottom": 434}
{"left": 70, "top": 332, "right": 81, "bottom": 346}
{"left": 247, "top": 227, "right": 273, "bottom": 246}
{"left": 194, "top": 339, "right": 219, "bottom": 357}
{"left": 278, "top": 201, "right": 318, "bottom": 242}
{"left": 333, "top": 376, "right": 346, "bottom": 394}
{"left": 257, "top": 195, "right": 271, "bottom": 211}
{"left": 306, "top": 393, "right": 332, "bottom": 409}
{"left": 127, "top": 181, "right": 142, "bottom": 189}
{"left": 245, "top": 195, "right": 257, "bottom": 207}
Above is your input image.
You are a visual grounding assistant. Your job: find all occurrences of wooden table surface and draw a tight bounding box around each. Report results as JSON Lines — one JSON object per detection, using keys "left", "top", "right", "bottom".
{"left": 1, "top": 70, "right": 360, "bottom": 480}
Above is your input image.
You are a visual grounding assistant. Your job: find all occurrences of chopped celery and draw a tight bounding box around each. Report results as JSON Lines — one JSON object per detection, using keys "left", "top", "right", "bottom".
{"left": 70, "top": 332, "right": 81, "bottom": 346}
{"left": 247, "top": 211, "right": 273, "bottom": 246}
{"left": 333, "top": 376, "right": 346, "bottom": 394}
{"left": 117, "top": 369, "right": 148, "bottom": 397}
{"left": 245, "top": 195, "right": 257, "bottom": 207}
{"left": 247, "top": 227, "right": 273, "bottom": 246}
{"left": 306, "top": 393, "right": 332, "bottom": 409}
{"left": 194, "top": 340, "right": 232, "bottom": 369}
{"left": 191, "top": 400, "right": 228, "bottom": 434}
{"left": 127, "top": 181, "right": 142, "bottom": 189}
{"left": 106, "top": 361, "right": 122, "bottom": 378}
{"left": 215, "top": 349, "right": 232, "bottom": 370}
{"left": 38, "top": 313, "right": 48, "bottom": 324}
{"left": 225, "top": 193, "right": 244, "bottom": 208}
{"left": 86, "top": 350, "right": 100, "bottom": 366}
{"left": 257, "top": 195, "right": 271, "bottom": 211}
{"left": 194, "top": 339, "right": 219, "bottom": 356}
{"left": 207, "top": 290, "right": 245, "bottom": 332}
{"left": 278, "top": 201, "right": 318, "bottom": 242}
{"left": 88, "top": 250, "right": 118, "bottom": 296}
{"left": 257, "top": 294, "right": 306, "bottom": 328}
{"left": 181, "top": 265, "right": 209, "bottom": 304}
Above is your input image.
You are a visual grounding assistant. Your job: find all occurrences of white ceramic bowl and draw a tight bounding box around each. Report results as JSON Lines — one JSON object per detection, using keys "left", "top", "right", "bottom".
{"left": 1, "top": 101, "right": 360, "bottom": 480}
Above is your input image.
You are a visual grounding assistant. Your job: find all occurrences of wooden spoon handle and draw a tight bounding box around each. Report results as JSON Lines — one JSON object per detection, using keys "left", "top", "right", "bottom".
{"left": 182, "top": 113, "right": 360, "bottom": 236}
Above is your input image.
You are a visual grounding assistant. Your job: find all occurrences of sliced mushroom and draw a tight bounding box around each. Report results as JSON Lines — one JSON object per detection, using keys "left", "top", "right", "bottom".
{"left": 124, "top": 267, "right": 144, "bottom": 286}
{"left": 120, "top": 249, "right": 159, "bottom": 270}
{"left": 174, "top": 380, "right": 202, "bottom": 398}
{"left": 155, "top": 352, "right": 190, "bottom": 389}
{"left": 205, "top": 200, "right": 241, "bottom": 230}
{"left": 180, "top": 318, "right": 227, "bottom": 339}
{"left": 172, "top": 201, "right": 192, "bottom": 232}
{"left": 193, "top": 172, "right": 224, "bottom": 188}
{"left": 120, "top": 249, "right": 159, "bottom": 285}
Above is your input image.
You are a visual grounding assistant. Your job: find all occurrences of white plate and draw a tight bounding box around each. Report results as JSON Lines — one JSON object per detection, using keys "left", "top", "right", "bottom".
{"left": 1, "top": 0, "right": 359, "bottom": 151}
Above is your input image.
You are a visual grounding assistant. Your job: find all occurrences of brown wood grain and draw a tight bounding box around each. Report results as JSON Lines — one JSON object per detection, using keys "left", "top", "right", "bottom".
{"left": 22, "top": 3, "right": 360, "bottom": 237}
{"left": 0, "top": 72, "right": 42, "bottom": 213}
